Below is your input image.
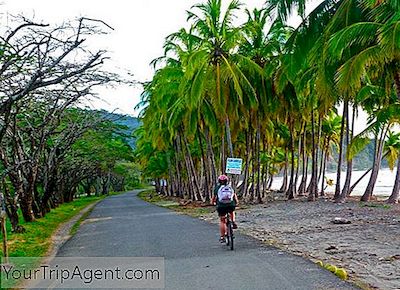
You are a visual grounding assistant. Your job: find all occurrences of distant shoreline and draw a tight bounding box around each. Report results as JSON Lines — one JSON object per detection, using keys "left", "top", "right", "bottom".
{"left": 271, "top": 168, "right": 397, "bottom": 196}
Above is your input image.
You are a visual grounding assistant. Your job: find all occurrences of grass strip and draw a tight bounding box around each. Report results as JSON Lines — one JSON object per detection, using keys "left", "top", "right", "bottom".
{"left": 138, "top": 190, "right": 214, "bottom": 217}
{"left": 0, "top": 196, "right": 103, "bottom": 258}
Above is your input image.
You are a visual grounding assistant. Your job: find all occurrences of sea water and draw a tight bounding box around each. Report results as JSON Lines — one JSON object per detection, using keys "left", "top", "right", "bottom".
{"left": 270, "top": 168, "right": 397, "bottom": 196}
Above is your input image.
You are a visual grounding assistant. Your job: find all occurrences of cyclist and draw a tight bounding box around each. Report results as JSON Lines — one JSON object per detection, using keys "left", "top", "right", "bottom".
{"left": 212, "top": 174, "right": 239, "bottom": 243}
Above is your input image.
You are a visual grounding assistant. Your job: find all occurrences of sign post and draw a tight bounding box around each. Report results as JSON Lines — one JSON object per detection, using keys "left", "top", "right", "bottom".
{"left": 0, "top": 192, "right": 8, "bottom": 263}
{"left": 225, "top": 158, "right": 243, "bottom": 175}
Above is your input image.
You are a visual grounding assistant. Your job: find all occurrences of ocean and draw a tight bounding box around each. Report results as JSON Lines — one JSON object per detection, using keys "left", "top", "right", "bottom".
{"left": 270, "top": 168, "right": 398, "bottom": 197}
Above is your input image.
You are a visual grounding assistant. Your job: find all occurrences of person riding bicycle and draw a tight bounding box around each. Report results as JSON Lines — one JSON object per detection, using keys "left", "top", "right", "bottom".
{"left": 212, "top": 174, "right": 239, "bottom": 243}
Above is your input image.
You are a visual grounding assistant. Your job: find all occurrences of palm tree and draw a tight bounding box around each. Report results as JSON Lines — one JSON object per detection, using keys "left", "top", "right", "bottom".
{"left": 185, "top": 0, "right": 261, "bottom": 160}
{"left": 385, "top": 131, "right": 400, "bottom": 203}
{"left": 319, "top": 111, "right": 341, "bottom": 195}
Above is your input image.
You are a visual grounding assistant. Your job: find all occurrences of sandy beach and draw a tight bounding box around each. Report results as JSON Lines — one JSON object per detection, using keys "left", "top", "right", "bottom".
{"left": 199, "top": 197, "right": 400, "bottom": 289}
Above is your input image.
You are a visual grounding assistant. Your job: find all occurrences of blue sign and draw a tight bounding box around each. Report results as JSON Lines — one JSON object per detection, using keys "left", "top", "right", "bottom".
{"left": 226, "top": 158, "right": 243, "bottom": 175}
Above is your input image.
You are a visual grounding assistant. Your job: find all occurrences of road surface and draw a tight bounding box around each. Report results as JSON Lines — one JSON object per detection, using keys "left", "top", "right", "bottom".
{"left": 56, "top": 190, "right": 358, "bottom": 290}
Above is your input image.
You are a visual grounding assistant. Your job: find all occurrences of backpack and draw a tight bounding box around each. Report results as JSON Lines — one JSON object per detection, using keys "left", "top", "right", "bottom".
{"left": 217, "top": 185, "right": 234, "bottom": 204}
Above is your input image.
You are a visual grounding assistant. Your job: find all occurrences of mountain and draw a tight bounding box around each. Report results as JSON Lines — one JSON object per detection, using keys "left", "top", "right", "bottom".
{"left": 326, "top": 141, "right": 388, "bottom": 172}
{"left": 101, "top": 111, "right": 141, "bottom": 149}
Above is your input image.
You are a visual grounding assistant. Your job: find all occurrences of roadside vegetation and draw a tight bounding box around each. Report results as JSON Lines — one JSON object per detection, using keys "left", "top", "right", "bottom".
{"left": 138, "top": 190, "right": 214, "bottom": 217}
{"left": 0, "top": 196, "right": 103, "bottom": 258}
{"left": 0, "top": 16, "right": 140, "bottom": 235}
{"left": 135, "top": 0, "right": 400, "bottom": 204}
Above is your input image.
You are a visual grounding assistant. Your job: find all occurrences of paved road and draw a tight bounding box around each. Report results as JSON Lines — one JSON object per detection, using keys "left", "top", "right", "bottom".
{"left": 56, "top": 190, "right": 358, "bottom": 290}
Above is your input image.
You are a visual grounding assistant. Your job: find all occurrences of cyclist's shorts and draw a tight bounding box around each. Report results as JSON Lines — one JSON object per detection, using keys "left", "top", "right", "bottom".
{"left": 217, "top": 205, "right": 235, "bottom": 217}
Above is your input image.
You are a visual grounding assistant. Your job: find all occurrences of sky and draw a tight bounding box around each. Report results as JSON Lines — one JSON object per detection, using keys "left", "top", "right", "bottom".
{"left": 4, "top": 0, "right": 369, "bottom": 132}
{"left": 2, "top": 0, "right": 274, "bottom": 116}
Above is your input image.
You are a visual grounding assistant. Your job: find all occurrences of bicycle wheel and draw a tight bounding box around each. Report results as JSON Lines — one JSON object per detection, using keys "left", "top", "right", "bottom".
{"left": 228, "top": 221, "right": 234, "bottom": 250}
{"left": 225, "top": 215, "right": 230, "bottom": 246}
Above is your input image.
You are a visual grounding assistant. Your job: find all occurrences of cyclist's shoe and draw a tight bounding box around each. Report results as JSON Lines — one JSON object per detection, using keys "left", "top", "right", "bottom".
{"left": 219, "top": 236, "right": 226, "bottom": 243}
{"left": 232, "top": 222, "right": 238, "bottom": 229}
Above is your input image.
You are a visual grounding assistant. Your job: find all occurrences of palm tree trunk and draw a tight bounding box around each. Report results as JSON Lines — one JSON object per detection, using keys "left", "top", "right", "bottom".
{"left": 184, "top": 136, "right": 203, "bottom": 201}
{"left": 348, "top": 167, "right": 372, "bottom": 196}
{"left": 280, "top": 152, "right": 288, "bottom": 192}
{"left": 242, "top": 130, "right": 251, "bottom": 199}
{"left": 262, "top": 138, "right": 268, "bottom": 197}
{"left": 294, "top": 129, "right": 302, "bottom": 194}
{"left": 298, "top": 128, "right": 307, "bottom": 195}
{"left": 338, "top": 102, "right": 354, "bottom": 202}
{"left": 205, "top": 127, "right": 217, "bottom": 199}
{"left": 251, "top": 128, "right": 257, "bottom": 201}
{"left": 318, "top": 138, "right": 327, "bottom": 194}
{"left": 221, "top": 135, "right": 226, "bottom": 174}
{"left": 197, "top": 129, "right": 209, "bottom": 202}
{"left": 174, "top": 139, "right": 184, "bottom": 198}
{"left": 321, "top": 147, "right": 328, "bottom": 196}
{"left": 335, "top": 101, "right": 347, "bottom": 199}
{"left": 387, "top": 156, "right": 400, "bottom": 204}
{"left": 318, "top": 149, "right": 324, "bottom": 186}
{"left": 361, "top": 126, "right": 388, "bottom": 201}
{"left": 268, "top": 174, "right": 274, "bottom": 189}
{"left": 178, "top": 134, "right": 194, "bottom": 200}
{"left": 287, "top": 120, "right": 296, "bottom": 199}
{"left": 394, "top": 70, "right": 400, "bottom": 100}
{"left": 308, "top": 110, "right": 317, "bottom": 201}
{"left": 256, "top": 116, "right": 261, "bottom": 203}
{"left": 225, "top": 117, "right": 234, "bottom": 158}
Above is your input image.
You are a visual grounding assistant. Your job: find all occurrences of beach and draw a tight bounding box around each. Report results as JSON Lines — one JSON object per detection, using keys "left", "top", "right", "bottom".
{"left": 270, "top": 168, "right": 398, "bottom": 197}
{"left": 200, "top": 197, "right": 400, "bottom": 289}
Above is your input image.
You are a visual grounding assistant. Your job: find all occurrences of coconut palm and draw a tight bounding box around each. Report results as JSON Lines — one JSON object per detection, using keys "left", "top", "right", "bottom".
{"left": 185, "top": 0, "right": 262, "bottom": 159}
{"left": 385, "top": 131, "right": 400, "bottom": 203}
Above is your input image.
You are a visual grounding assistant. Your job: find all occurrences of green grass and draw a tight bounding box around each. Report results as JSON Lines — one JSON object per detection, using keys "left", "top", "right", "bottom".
{"left": 360, "top": 203, "right": 392, "bottom": 209}
{"left": 138, "top": 190, "right": 214, "bottom": 217}
{"left": 0, "top": 196, "right": 103, "bottom": 258}
{"left": 0, "top": 196, "right": 107, "bottom": 289}
{"left": 69, "top": 204, "right": 97, "bottom": 236}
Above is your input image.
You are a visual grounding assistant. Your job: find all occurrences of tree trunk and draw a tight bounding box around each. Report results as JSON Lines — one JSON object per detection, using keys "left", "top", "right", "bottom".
{"left": 308, "top": 111, "right": 318, "bottom": 201}
{"left": 256, "top": 116, "right": 261, "bottom": 203}
{"left": 221, "top": 135, "right": 226, "bottom": 174}
{"left": 298, "top": 128, "right": 307, "bottom": 195}
{"left": 173, "top": 139, "right": 183, "bottom": 198}
{"left": 287, "top": 120, "right": 296, "bottom": 200}
{"left": 19, "top": 191, "right": 35, "bottom": 222}
{"left": 294, "top": 131, "right": 302, "bottom": 195}
{"left": 387, "top": 156, "right": 400, "bottom": 204}
{"left": 242, "top": 130, "right": 251, "bottom": 199}
{"left": 335, "top": 101, "right": 347, "bottom": 199}
{"left": 320, "top": 147, "right": 328, "bottom": 196}
{"left": 205, "top": 128, "right": 217, "bottom": 199}
{"left": 394, "top": 70, "right": 400, "bottom": 100}
{"left": 184, "top": 135, "right": 202, "bottom": 201}
{"left": 318, "top": 143, "right": 325, "bottom": 187}
{"left": 267, "top": 174, "right": 274, "bottom": 190}
{"left": 3, "top": 182, "right": 25, "bottom": 233}
{"left": 361, "top": 126, "right": 387, "bottom": 201}
{"left": 337, "top": 102, "right": 353, "bottom": 202}
{"left": 261, "top": 139, "right": 268, "bottom": 198}
{"left": 250, "top": 129, "right": 256, "bottom": 201}
{"left": 280, "top": 153, "right": 288, "bottom": 192}
{"left": 225, "top": 117, "right": 234, "bottom": 158}
{"left": 348, "top": 167, "right": 372, "bottom": 196}
{"left": 178, "top": 134, "right": 194, "bottom": 200}
{"left": 198, "top": 129, "right": 210, "bottom": 202}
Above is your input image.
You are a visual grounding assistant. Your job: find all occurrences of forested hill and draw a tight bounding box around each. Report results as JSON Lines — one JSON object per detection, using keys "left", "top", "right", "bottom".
{"left": 326, "top": 142, "right": 388, "bottom": 172}
{"left": 102, "top": 111, "right": 141, "bottom": 148}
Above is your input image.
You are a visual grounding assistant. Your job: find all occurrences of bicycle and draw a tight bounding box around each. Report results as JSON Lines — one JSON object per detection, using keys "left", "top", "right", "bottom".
{"left": 224, "top": 212, "right": 234, "bottom": 251}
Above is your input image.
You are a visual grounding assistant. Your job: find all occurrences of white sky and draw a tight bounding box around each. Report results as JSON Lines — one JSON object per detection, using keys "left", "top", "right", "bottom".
{"left": 4, "top": 0, "right": 371, "bottom": 133}
{"left": 3, "top": 0, "right": 280, "bottom": 116}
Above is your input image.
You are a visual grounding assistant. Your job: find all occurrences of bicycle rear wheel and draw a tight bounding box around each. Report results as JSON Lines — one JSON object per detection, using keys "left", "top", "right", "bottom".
{"left": 228, "top": 221, "right": 234, "bottom": 250}
{"left": 225, "top": 214, "right": 230, "bottom": 246}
